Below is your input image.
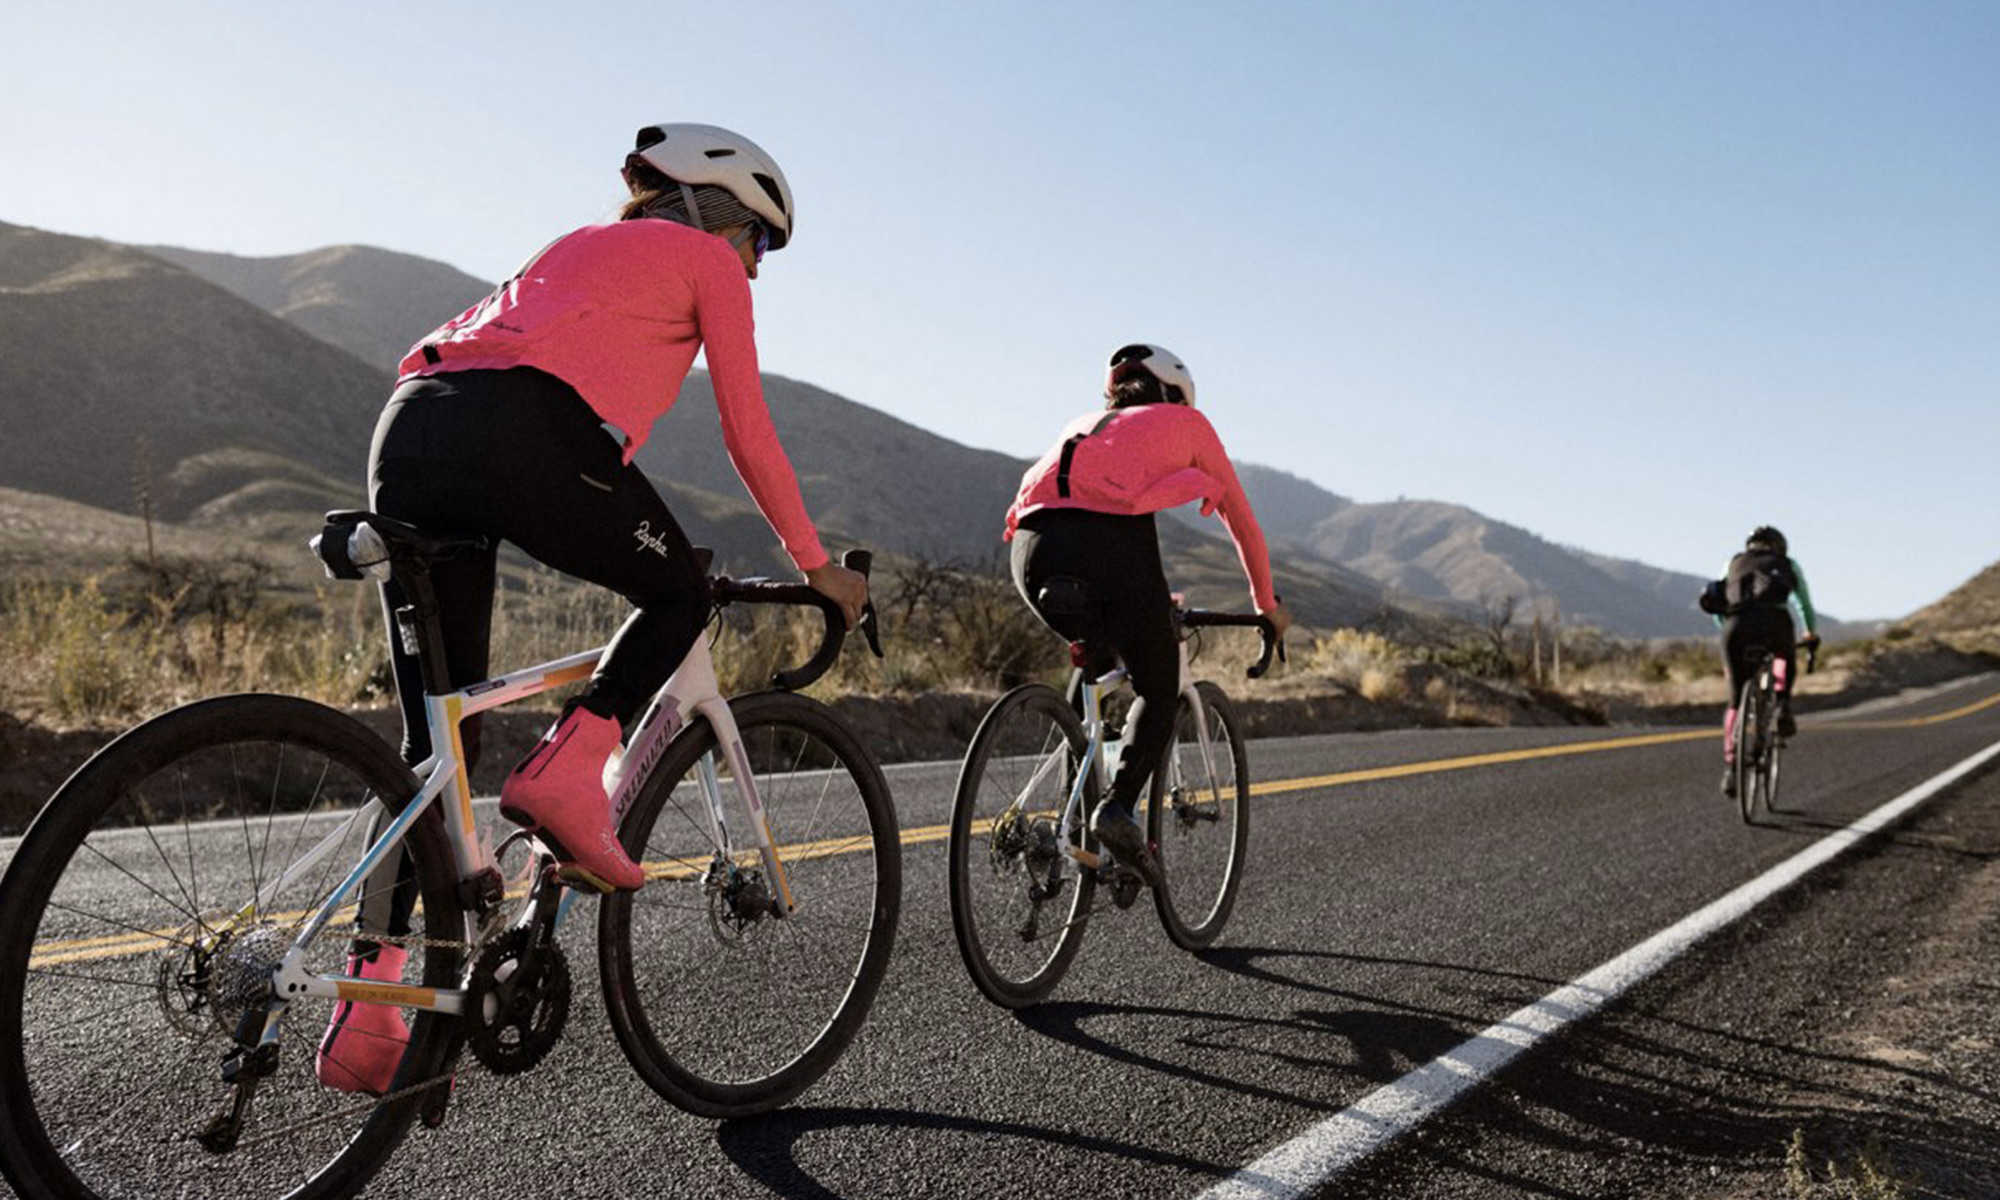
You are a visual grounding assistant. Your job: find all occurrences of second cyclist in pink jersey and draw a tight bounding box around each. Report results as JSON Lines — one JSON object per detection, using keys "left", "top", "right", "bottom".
{"left": 1005, "top": 345, "right": 1291, "bottom": 884}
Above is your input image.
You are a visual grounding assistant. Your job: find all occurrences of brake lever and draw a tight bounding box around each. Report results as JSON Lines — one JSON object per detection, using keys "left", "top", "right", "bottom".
{"left": 840, "top": 548, "right": 884, "bottom": 658}
{"left": 860, "top": 602, "right": 885, "bottom": 659}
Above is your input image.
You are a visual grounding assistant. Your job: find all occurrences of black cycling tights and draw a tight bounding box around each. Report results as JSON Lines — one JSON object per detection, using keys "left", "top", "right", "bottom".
{"left": 369, "top": 368, "right": 710, "bottom": 765}
{"left": 1722, "top": 606, "right": 1797, "bottom": 706}
{"left": 358, "top": 369, "right": 709, "bottom": 942}
{"left": 1010, "top": 509, "right": 1179, "bottom": 816}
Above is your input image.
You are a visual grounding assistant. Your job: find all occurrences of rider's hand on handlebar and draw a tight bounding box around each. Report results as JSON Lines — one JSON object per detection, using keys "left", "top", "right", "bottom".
{"left": 1260, "top": 600, "right": 1293, "bottom": 643}
{"left": 805, "top": 561, "right": 868, "bottom": 630}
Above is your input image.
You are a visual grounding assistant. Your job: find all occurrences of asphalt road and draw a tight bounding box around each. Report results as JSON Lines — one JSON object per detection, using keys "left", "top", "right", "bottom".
{"left": 4, "top": 673, "right": 1996, "bottom": 1200}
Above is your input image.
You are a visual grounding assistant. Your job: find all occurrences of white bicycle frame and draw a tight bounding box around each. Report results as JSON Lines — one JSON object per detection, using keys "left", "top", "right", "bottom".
{"left": 1024, "top": 637, "right": 1220, "bottom": 874}
{"left": 242, "top": 633, "right": 784, "bottom": 1043}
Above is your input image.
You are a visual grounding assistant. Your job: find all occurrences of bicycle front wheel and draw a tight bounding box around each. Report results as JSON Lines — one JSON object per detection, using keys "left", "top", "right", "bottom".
{"left": 0, "top": 694, "right": 465, "bottom": 1200}
{"left": 1734, "top": 681, "right": 1760, "bottom": 824}
{"left": 1149, "top": 681, "right": 1251, "bottom": 950}
{"left": 1759, "top": 708, "right": 1784, "bottom": 815}
{"left": 948, "top": 684, "right": 1097, "bottom": 1009}
{"left": 599, "top": 690, "right": 900, "bottom": 1119}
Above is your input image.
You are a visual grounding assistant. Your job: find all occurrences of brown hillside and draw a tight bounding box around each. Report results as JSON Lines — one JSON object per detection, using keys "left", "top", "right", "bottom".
{"left": 1301, "top": 499, "right": 1715, "bottom": 637}
{"left": 144, "top": 242, "right": 491, "bottom": 371}
{"left": 1901, "top": 558, "right": 2000, "bottom": 638}
{"left": 0, "top": 223, "right": 389, "bottom": 517}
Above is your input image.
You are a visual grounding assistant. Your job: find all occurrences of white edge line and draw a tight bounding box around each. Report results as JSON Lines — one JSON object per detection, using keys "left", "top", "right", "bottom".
{"left": 1197, "top": 734, "right": 2000, "bottom": 1200}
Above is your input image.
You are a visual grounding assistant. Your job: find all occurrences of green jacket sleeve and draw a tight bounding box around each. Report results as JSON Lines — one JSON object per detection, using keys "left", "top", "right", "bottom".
{"left": 1788, "top": 558, "right": 1818, "bottom": 634}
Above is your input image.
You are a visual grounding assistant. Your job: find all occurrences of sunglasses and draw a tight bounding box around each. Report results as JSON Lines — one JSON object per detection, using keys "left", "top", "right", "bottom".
{"left": 730, "top": 221, "right": 770, "bottom": 264}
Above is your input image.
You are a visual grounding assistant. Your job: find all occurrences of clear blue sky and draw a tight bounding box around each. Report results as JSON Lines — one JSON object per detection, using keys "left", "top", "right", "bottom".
{"left": 6, "top": 1, "right": 1996, "bottom": 620}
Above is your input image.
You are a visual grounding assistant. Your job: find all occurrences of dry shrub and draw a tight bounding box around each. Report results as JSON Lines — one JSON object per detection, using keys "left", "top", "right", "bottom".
{"left": 1305, "top": 628, "right": 1406, "bottom": 691}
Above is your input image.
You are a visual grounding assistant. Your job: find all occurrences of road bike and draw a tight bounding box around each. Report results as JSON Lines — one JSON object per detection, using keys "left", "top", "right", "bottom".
{"left": 0, "top": 510, "right": 901, "bottom": 1200}
{"left": 1732, "top": 637, "right": 1817, "bottom": 823}
{"left": 947, "top": 600, "right": 1280, "bottom": 1008}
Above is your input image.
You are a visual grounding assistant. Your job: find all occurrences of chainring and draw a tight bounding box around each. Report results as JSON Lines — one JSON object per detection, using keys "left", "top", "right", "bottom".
{"left": 467, "top": 935, "right": 571, "bottom": 1075}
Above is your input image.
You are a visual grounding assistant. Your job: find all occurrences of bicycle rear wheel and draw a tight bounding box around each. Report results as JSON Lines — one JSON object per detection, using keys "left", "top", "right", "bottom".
{"left": 948, "top": 684, "right": 1097, "bottom": 1009}
{"left": 0, "top": 694, "right": 465, "bottom": 1200}
{"left": 599, "top": 690, "right": 900, "bottom": 1118}
{"left": 1148, "top": 681, "right": 1251, "bottom": 950}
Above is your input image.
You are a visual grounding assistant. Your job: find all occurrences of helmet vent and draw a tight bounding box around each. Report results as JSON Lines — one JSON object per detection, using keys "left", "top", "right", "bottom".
{"left": 704, "top": 148, "right": 737, "bottom": 159}
{"left": 752, "top": 173, "right": 788, "bottom": 213}
{"left": 635, "top": 126, "right": 667, "bottom": 150}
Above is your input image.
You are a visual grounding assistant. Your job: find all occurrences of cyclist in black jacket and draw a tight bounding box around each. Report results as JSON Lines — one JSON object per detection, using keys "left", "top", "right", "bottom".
{"left": 1700, "top": 525, "right": 1820, "bottom": 797}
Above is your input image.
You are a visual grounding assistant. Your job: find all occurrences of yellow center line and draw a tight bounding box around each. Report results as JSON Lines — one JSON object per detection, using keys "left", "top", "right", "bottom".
{"left": 1250, "top": 729, "right": 1717, "bottom": 797}
{"left": 1820, "top": 687, "right": 2000, "bottom": 729}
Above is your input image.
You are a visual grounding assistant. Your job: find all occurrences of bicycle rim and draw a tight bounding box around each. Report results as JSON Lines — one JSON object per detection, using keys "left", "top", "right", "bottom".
{"left": 0, "top": 695, "right": 463, "bottom": 1200}
{"left": 1735, "top": 683, "right": 1758, "bottom": 824}
{"left": 600, "top": 691, "right": 900, "bottom": 1118}
{"left": 1149, "top": 681, "right": 1250, "bottom": 950}
{"left": 947, "top": 684, "right": 1096, "bottom": 1008}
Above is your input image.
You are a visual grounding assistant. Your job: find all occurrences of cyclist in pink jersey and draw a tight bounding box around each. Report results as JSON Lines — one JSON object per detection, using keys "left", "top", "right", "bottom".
{"left": 1004, "top": 344, "right": 1291, "bottom": 884}
{"left": 317, "top": 123, "right": 865, "bottom": 1096}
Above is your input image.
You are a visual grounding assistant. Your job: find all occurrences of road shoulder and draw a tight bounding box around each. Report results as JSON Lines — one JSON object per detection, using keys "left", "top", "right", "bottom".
{"left": 1330, "top": 766, "right": 2000, "bottom": 1199}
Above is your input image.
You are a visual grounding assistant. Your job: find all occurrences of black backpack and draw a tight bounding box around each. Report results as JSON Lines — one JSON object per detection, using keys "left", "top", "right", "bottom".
{"left": 1724, "top": 549, "right": 1794, "bottom": 611}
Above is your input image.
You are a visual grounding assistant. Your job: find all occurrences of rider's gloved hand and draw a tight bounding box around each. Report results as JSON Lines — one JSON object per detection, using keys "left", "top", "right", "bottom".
{"left": 1260, "top": 600, "right": 1293, "bottom": 643}
{"left": 806, "top": 560, "right": 868, "bottom": 630}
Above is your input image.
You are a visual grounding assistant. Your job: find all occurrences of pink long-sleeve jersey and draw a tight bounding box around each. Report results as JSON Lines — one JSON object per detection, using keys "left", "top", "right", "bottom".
{"left": 1005, "top": 403, "right": 1278, "bottom": 611}
{"left": 398, "top": 219, "right": 828, "bottom": 571}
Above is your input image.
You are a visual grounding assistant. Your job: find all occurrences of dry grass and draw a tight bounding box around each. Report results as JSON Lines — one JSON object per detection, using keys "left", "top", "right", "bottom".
{"left": 0, "top": 552, "right": 1067, "bottom": 727}
{"left": 0, "top": 570, "right": 388, "bottom": 725}
{"left": 1783, "top": 1129, "right": 1912, "bottom": 1199}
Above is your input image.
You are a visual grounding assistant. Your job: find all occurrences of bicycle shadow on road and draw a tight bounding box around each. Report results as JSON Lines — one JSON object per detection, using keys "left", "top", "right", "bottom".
{"left": 1747, "top": 804, "right": 2000, "bottom": 862}
{"left": 714, "top": 1104, "right": 1238, "bottom": 1199}
{"left": 1006, "top": 945, "right": 1576, "bottom": 1106}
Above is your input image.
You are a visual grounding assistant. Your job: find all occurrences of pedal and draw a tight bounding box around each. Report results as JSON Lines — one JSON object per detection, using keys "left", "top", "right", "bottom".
{"left": 1110, "top": 870, "right": 1141, "bottom": 910}
{"left": 456, "top": 866, "right": 505, "bottom": 912}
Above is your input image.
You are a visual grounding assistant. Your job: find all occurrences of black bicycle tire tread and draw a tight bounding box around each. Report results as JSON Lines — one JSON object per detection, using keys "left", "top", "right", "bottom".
{"left": 1150, "top": 681, "right": 1251, "bottom": 950}
{"left": 597, "top": 690, "right": 901, "bottom": 1118}
{"left": 947, "top": 683, "right": 1096, "bottom": 1009}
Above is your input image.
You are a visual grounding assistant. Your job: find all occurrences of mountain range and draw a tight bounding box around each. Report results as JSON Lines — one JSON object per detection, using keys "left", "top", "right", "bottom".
{"left": 0, "top": 217, "right": 1798, "bottom": 637}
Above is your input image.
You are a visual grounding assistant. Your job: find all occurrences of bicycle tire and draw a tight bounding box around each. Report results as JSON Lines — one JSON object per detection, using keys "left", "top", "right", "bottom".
{"left": 1149, "top": 681, "right": 1251, "bottom": 951}
{"left": 1758, "top": 685, "right": 1784, "bottom": 815}
{"left": 947, "top": 683, "right": 1098, "bottom": 1009}
{"left": 1734, "top": 679, "right": 1759, "bottom": 824}
{"left": 599, "top": 690, "right": 900, "bottom": 1118}
{"left": 0, "top": 694, "right": 465, "bottom": 1200}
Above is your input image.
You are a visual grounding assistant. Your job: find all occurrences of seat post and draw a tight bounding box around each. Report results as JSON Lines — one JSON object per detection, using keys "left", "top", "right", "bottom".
{"left": 389, "top": 563, "right": 457, "bottom": 697}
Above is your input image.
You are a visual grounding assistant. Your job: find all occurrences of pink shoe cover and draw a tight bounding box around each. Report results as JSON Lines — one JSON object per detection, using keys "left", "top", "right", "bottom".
{"left": 499, "top": 706, "right": 645, "bottom": 892}
{"left": 316, "top": 944, "right": 410, "bottom": 1096}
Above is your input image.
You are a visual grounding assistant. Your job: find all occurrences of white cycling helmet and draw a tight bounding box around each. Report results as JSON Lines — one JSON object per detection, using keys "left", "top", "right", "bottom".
{"left": 1106, "top": 343, "right": 1195, "bottom": 408}
{"left": 624, "top": 123, "right": 795, "bottom": 250}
